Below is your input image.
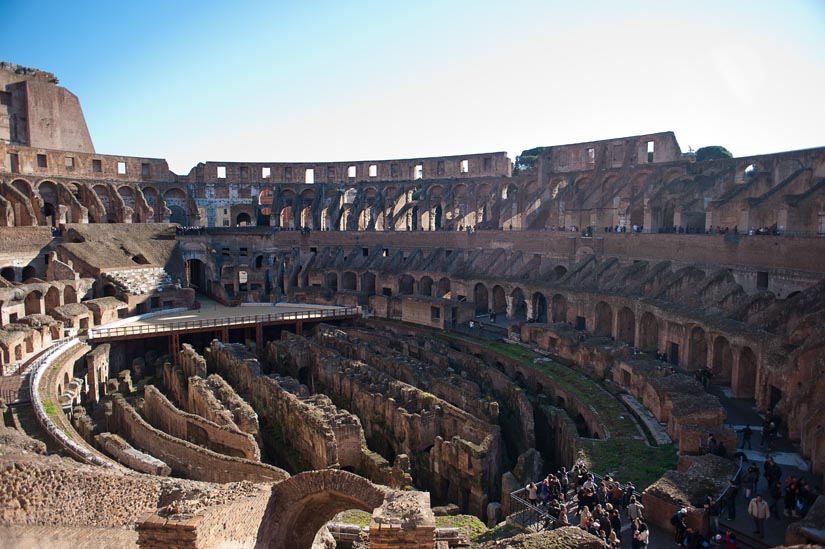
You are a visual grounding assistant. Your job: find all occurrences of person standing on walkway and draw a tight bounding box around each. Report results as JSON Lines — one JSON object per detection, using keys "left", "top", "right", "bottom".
{"left": 740, "top": 425, "right": 752, "bottom": 449}
{"left": 724, "top": 479, "right": 738, "bottom": 520}
{"left": 748, "top": 494, "right": 770, "bottom": 538}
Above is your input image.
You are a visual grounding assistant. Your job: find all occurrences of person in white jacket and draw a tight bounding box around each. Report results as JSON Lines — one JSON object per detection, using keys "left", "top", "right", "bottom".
{"left": 748, "top": 494, "right": 770, "bottom": 538}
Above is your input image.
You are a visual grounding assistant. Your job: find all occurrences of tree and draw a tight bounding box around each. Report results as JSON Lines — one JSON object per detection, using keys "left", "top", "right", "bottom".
{"left": 513, "top": 146, "right": 546, "bottom": 174}
{"left": 695, "top": 146, "right": 733, "bottom": 162}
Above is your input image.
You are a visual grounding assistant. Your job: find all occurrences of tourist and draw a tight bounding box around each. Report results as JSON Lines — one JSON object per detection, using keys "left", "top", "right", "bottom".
{"left": 557, "top": 506, "right": 570, "bottom": 528}
{"left": 526, "top": 481, "right": 538, "bottom": 506}
{"left": 670, "top": 508, "right": 688, "bottom": 545}
{"left": 769, "top": 480, "right": 783, "bottom": 516}
{"left": 744, "top": 462, "right": 760, "bottom": 498}
{"left": 636, "top": 522, "right": 649, "bottom": 548}
{"left": 724, "top": 530, "right": 738, "bottom": 548}
{"left": 627, "top": 495, "right": 644, "bottom": 522}
{"left": 747, "top": 494, "right": 770, "bottom": 538}
{"left": 723, "top": 479, "right": 738, "bottom": 520}
{"left": 579, "top": 505, "right": 593, "bottom": 530}
{"left": 706, "top": 494, "right": 721, "bottom": 534}
{"left": 763, "top": 456, "right": 782, "bottom": 491}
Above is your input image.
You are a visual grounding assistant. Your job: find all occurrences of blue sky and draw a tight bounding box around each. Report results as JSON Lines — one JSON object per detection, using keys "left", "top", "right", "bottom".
{"left": 3, "top": 0, "right": 825, "bottom": 174}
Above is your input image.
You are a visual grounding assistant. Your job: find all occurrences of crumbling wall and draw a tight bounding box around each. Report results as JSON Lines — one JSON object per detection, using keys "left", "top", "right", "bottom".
{"left": 188, "top": 374, "right": 259, "bottom": 436}
{"left": 95, "top": 432, "right": 171, "bottom": 476}
{"left": 107, "top": 393, "right": 286, "bottom": 483}
{"left": 142, "top": 385, "right": 260, "bottom": 461}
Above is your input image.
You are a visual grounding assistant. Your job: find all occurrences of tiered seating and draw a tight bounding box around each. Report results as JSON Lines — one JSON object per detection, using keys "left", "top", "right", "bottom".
{"left": 102, "top": 268, "right": 174, "bottom": 296}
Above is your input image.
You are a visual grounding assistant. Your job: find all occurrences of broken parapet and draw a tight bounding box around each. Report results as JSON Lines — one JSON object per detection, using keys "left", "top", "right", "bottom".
{"left": 95, "top": 432, "right": 171, "bottom": 476}
{"left": 370, "top": 490, "right": 436, "bottom": 549}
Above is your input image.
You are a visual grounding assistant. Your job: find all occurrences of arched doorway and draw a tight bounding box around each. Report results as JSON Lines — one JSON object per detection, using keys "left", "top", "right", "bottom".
{"left": 103, "top": 284, "right": 118, "bottom": 297}
{"left": 594, "top": 301, "right": 613, "bottom": 337}
{"left": 510, "top": 287, "right": 527, "bottom": 320}
{"left": 22, "top": 266, "right": 36, "bottom": 281}
{"left": 474, "top": 283, "right": 489, "bottom": 315}
{"left": 616, "top": 307, "right": 635, "bottom": 345}
{"left": 712, "top": 336, "right": 733, "bottom": 384}
{"left": 419, "top": 276, "right": 433, "bottom": 296}
{"left": 398, "top": 275, "right": 414, "bottom": 295}
{"left": 551, "top": 294, "right": 567, "bottom": 323}
{"left": 554, "top": 265, "right": 567, "bottom": 279}
{"left": 689, "top": 327, "right": 708, "bottom": 371}
{"left": 169, "top": 205, "right": 187, "bottom": 225}
{"left": 737, "top": 347, "right": 757, "bottom": 399}
{"left": 491, "top": 285, "right": 506, "bottom": 315}
{"left": 63, "top": 285, "right": 78, "bottom": 304}
{"left": 436, "top": 277, "right": 451, "bottom": 298}
{"left": 24, "top": 290, "right": 43, "bottom": 315}
{"left": 1, "top": 267, "right": 15, "bottom": 282}
{"left": 639, "top": 312, "right": 659, "bottom": 352}
{"left": 186, "top": 259, "right": 207, "bottom": 291}
{"left": 325, "top": 272, "right": 338, "bottom": 292}
{"left": 342, "top": 272, "right": 357, "bottom": 291}
{"left": 532, "top": 292, "right": 548, "bottom": 323}
{"left": 236, "top": 212, "right": 252, "bottom": 226}
{"left": 361, "top": 272, "right": 376, "bottom": 295}
{"left": 45, "top": 286, "right": 61, "bottom": 312}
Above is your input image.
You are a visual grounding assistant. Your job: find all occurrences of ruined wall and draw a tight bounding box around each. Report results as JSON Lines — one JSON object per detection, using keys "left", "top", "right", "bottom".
{"left": 107, "top": 393, "right": 287, "bottom": 483}
{"left": 142, "top": 385, "right": 260, "bottom": 461}
{"left": 189, "top": 374, "right": 259, "bottom": 435}
{"left": 95, "top": 432, "right": 171, "bottom": 476}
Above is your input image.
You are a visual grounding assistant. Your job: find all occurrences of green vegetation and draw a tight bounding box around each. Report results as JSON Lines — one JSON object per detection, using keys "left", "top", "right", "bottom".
{"left": 41, "top": 398, "right": 58, "bottom": 418}
{"left": 695, "top": 145, "right": 733, "bottom": 162}
{"left": 435, "top": 514, "right": 487, "bottom": 539}
{"left": 334, "top": 509, "right": 372, "bottom": 528}
{"left": 484, "top": 341, "right": 639, "bottom": 439}
{"left": 513, "top": 146, "right": 547, "bottom": 174}
{"left": 578, "top": 441, "right": 677, "bottom": 490}
{"left": 471, "top": 522, "right": 521, "bottom": 543}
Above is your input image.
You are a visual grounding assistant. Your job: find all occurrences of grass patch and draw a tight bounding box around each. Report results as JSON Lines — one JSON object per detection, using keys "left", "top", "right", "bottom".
{"left": 484, "top": 341, "right": 640, "bottom": 439}
{"left": 577, "top": 440, "right": 678, "bottom": 491}
{"left": 471, "top": 522, "right": 521, "bottom": 543}
{"left": 333, "top": 509, "right": 371, "bottom": 528}
{"left": 435, "top": 514, "right": 487, "bottom": 539}
{"left": 41, "top": 398, "right": 59, "bottom": 417}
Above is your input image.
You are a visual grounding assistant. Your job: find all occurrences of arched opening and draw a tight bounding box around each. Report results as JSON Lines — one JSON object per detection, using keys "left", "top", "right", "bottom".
{"left": 737, "top": 347, "right": 757, "bottom": 399}
{"left": 103, "top": 284, "right": 118, "bottom": 297}
{"left": 639, "top": 312, "right": 659, "bottom": 352}
{"left": 712, "top": 336, "right": 733, "bottom": 384}
{"left": 510, "top": 288, "right": 527, "bottom": 321}
{"left": 361, "top": 272, "right": 376, "bottom": 296}
{"left": 1, "top": 267, "right": 15, "bottom": 282}
{"left": 280, "top": 206, "right": 293, "bottom": 229}
{"left": 532, "top": 292, "right": 548, "bottom": 323}
{"left": 616, "top": 307, "right": 635, "bottom": 345}
{"left": 551, "top": 294, "right": 567, "bottom": 323}
{"left": 473, "top": 283, "right": 488, "bottom": 315}
{"left": 398, "top": 275, "right": 414, "bottom": 295}
{"left": 342, "top": 272, "right": 357, "bottom": 291}
{"left": 325, "top": 272, "right": 338, "bottom": 292}
{"left": 419, "top": 276, "right": 433, "bottom": 297}
{"left": 553, "top": 265, "right": 567, "bottom": 279}
{"left": 63, "top": 285, "right": 78, "bottom": 304}
{"left": 255, "top": 255, "right": 265, "bottom": 269}
{"left": 236, "top": 212, "right": 252, "bottom": 226}
{"left": 22, "top": 266, "right": 37, "bottom": 281}
{"left": 169, "top": 205, "right": 187, "bottom": 225}
{"left": 43, "top": 202, "right": 57, "bottom": 226}
{"left": 491, "top": 285, "right": 506, "bottom": 315}
{"left": 186, "top": 259, "right": 207, "bottom": 291}
{"left": 45, "top": 286, "right": 61, "bottom": 312}
{"left": 24, "top": 290, "right": 43, "bottom": 315}
{"left": 594, "top": 301, "right": 613, "bottom": 337}
{"left": 662, "top": 200, "right": 676, "bottom": 230}
{"left": 436, "top": 277, "right": 451, "bottom": 298}
{"left": 689, "top": 327, "right": 708, "bottom": 371}
{"left": 744, "top": 163, "right": 761, "bottom": 183}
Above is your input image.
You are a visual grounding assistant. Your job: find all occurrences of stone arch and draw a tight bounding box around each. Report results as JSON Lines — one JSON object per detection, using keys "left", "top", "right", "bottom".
{"left": 594, "top": 301, "right": 613, "bottom": 337}
{"left": 342, "top": 271, "right": 357, "bottom": 291}
{"left": 22, "top": 266, "right": 37, "bottom": 281}
{"left": 639, "top": 311, "right": 659, "bottom": 352}
{"left": 398, "top": 274, "right": 415, "bottom": 295}
{"left": 737, "top": 347, "right": 757, "bottom": 399}
{"left": 1, "top": 267, "right": 15, "bottom": 282}
{"left": 325, "top": 272, "right": 338, "bottom": 292}
{"left": 256, "top": 470, "right": 388, "bottom": 549}
{"left": 688, "top": 326, "right": 708, "bottom": 371}
{"left": 418, "top": 276, "right": 433, "bottom": 296}
{"left": 474, "top": 283, "right": 488, "bottom": 315}
{"left": 712, "top": 336, "right": 733, "bottom": 384}
{"left": 551, "top": 293, "right": 567, "bottom": 323}
{"left": 168, "top": 205, "right": 187, "bottom": 225}
{"left": 532, "top": 292, "right": 548, "bottom": 323}
{"left": 553, "top": 265, "right": 567, "bottom": 279}
{"left": 64, "top": 285, "right": 78, "bottom": 304}
{"left": 491, "top": 285, "right": 506, "bottom": 315}
{"left": 24, "top": 290, "right": 43, "bottom": 315}
{"left": 510, "top": 287, "right": 527, "bottom": 320}
{"left": 45, "top": 286, "right": 61, "bottom": 312}
{"left": 236, "top": 212, "right": 252, "bottom": 226}
{"left": 436, "top": 277, "right": 451, "bottom": 298}
{"left": 361, "top": 272, "right": 376, "bottom": 296}
{"left": 616, "top": 306, "right": 635, "bottom": 345}
{"left": 103, "top": 283, "right": 118, "bottom": 297}
{"left": 186, "top": 259, "right": 207, "bottom": 291}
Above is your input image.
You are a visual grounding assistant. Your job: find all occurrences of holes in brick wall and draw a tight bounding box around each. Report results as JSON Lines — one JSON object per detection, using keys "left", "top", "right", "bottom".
{"left": 585, "top": 148, "right": 595, "bottom": 164}
{"left": 92, "top": 159, "right": 102, "bottom": 173}
{"left": 262, "top": 167, "right": 271, "bottom": 179}
{"left": 65, "top": 156, "right": 74, "bottom": 169}
{"left": 239, "top": 166, "right": 249, "bottom": 179}
{"left": 141, "top": 163, "right": 151, "bottom": 177}
{"left": 117, "top": 161, "right": 127, "bottom": 174}
{"left": 348, "top": 165, "right": 357, "bottom": 178}
{"left": 647, "top": 141, "right": 655, "bottom": 163}
{"left": 37, "top": 154, "right": 47, "bottom": 168}
{"left": 217, "top": 166, "right": 227, "bottom": 179}
{"left": 369, "top": 164, "right": 377, "bottom": 177}
{"left": 414, "top": 164, "right": 423, "bottom": 180}
{"left": 483, "top": 157, "right": 492, "bottom": 172}
{"left": 460, "top": 159, "right": 469, "bottom": 173}
{"left": 305, "top": 168, "right": 314, "bottom": 184}
{"left": 437, "top": 161, "right": 445, "bottom": 176}
{"left": 284, "top": 167, "right": 293, "bottom": 180}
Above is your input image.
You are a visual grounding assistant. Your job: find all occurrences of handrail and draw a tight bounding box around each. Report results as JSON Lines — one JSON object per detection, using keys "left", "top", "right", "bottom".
{"left": 88, "top": 306, "right": 361, "bottom": 339}
{"left": 509, "top": 487, "right": 555, "bottom": 531}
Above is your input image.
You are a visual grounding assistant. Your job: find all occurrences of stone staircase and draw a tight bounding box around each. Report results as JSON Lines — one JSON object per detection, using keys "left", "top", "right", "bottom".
{"left": 102, "top": 267, "right": 174, "bottom": 296}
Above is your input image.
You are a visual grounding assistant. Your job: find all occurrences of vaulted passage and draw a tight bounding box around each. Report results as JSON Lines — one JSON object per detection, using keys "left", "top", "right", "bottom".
{"left": 639, "top": 312, "right": 659, "bottom": 352}
{"left": 474, "top": 283, "right": 489, "bottom": 315}
{"left": 551, "top": 293, "right": 567, "bottom": 323}
{"left": 689, "top": 326, "right": 708, "bottom": 371}
{"left": 256, "top": 470, "right": 387, "bottom": 549}
{"left": 712, "top": 336, "right": 733, "bottom": 384}
{"left": 594, "top": 301, "right": 613, "bottom": 337}
{"left": 616, "top": 307, "right": 635, "bottom": 345}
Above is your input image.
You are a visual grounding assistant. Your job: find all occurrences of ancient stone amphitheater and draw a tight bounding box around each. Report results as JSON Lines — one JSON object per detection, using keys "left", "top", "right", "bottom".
{"left": 1, "top": 61, "right": 824, "bottom": 548}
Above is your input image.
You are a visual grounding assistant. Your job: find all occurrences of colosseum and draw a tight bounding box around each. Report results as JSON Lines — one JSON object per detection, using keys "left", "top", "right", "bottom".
{"left": 1, "top": 61, "right": 824, "bottom": 548}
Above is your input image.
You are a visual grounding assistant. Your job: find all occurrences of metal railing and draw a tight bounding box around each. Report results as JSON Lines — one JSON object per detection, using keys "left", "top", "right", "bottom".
{"left": 88, "top": 306, "right": 361, "bottom": 339}
{"left": 509, "top": 487, "right": 555, "bottom": 532}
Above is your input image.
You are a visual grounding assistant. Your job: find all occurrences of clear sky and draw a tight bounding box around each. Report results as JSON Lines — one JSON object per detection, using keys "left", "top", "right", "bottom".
{"left": 3, "top": 0, "right": 824, "bottom": 174}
